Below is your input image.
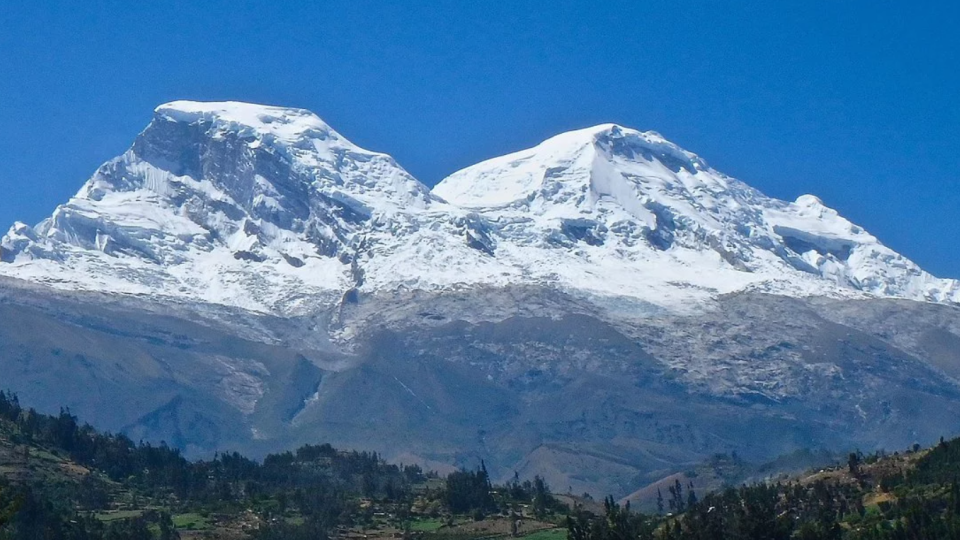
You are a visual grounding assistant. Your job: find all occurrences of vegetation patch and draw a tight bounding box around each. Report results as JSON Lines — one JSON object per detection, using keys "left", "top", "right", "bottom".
{"left": 94, "top": 509, "right": 144, "bottom": 522}
{"left": 521, "top": 527, "right": 568, "bottom": 540}
{"left": 4, "top": 390, "right": 960, "bottom": 539}
{"left": 409, "top": 518, "right": 446, "bottom": 532}
{"left": 172, "top": 512, "right": 211, "bottom": 530}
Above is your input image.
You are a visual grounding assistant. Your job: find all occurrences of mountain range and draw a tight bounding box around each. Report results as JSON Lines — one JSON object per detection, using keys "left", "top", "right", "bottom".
{"left": 1, "top": 101, "right": 959, "bottom": 498}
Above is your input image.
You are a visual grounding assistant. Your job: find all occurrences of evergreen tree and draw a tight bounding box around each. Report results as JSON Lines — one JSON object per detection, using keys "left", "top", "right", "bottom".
{"left": 848, "top": 452, "right": 861, "bottom": 477}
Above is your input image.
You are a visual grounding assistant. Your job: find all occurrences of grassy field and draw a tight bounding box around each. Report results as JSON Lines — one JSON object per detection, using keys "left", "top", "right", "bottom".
{"left": 172, "top": 512, "right": 212, "bottom": 530}
{"left": 409, "top": 518, "right": 446, "bottom": 532}
{"left": 95, "top": 509, "right": 144, "bottom": 522}
{"left": 520, "top": 528, "right": 568, "bottom": 540}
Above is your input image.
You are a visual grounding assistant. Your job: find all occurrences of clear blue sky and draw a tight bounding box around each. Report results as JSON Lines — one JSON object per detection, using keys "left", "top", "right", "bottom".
{"left": 2, "top": 1, "right": 958, "bottom": 276}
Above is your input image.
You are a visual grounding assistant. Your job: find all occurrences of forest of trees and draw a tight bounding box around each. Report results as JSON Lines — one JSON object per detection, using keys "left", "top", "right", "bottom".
{"left": 4, "top": 389, "right": 960, "bottom": 539}
{"left": 567, "top": 438, "right": 960, "bottom": 540}
{"left": 0, "top": 391, "right": 562, "bottom": 539}
{"left": 0, "top": 390, "right": 425, "bottom": 539}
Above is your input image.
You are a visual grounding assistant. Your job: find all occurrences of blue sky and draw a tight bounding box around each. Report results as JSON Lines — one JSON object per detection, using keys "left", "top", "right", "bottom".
{"left": 1, "top": 1, "right": 958, "bottom": 276}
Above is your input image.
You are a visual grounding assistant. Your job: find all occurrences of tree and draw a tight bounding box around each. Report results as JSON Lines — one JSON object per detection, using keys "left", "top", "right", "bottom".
{"left": 848, "top": 452, "right": 860, "bottom": 477}
{"left": 667, "top": 479, "right": 685, "bottom": 513}
{"left": 686, "top": 484, "right": 697, "bottom": 510}
{"left": 444, "top": 466, "right": 494, "bottom": 514}
{"left": 531, "top": 476, "right": 552, "bottom": 519}
{"left": 0, "top": 483, "right": 18, "bottom": 529}
{"left": 78, "top": 474, "right": 111, "bottom": 510}
{"left": 158, "top": 511, "right": 181, "bottom": 540}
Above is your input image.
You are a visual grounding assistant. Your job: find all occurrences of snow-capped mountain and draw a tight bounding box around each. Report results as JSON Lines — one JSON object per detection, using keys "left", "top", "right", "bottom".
{"left": 1, "top": 101, "right": 448, "bottom": 313}
{"left": 435, "top": 124, "right": 960, "bottom": 307}
{"left": 1, "top": 101, "right": 957, "bottom": 316}
{"left": 3, "top": 101, "right": 960, "bottom": 498}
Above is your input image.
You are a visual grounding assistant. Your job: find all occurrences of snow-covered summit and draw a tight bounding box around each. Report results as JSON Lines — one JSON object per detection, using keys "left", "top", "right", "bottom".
{"left": 435, "top": 122, "right": 960, "bottom": 306}
{"left": 155, "top": 101, "right": 343, "bottom": 144}
{"left": 0, "top": 101, "right": 441, "bottom": 312}
{"left": 145, "top": 100, "right": 436, "bottom": 210}
{"left": 1, "top": 103, "right": 957, "bottom": 315}
{"left": 435, "top": 123, "right": 706, "bottom": 211}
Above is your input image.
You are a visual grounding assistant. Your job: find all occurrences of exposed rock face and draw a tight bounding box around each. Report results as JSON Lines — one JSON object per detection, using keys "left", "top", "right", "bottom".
{"left": 2, "top": 101, "right": 960, "bottom": 497}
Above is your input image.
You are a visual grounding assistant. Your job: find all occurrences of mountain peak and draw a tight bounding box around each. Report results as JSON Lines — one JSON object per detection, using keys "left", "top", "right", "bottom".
{"left": 157, "top": 99, "right": 309, "bottom": 116}
{"left": 536, "top": 123, "right": 706, "bottom": 168}
{"left": 134, "top": 100, "right": 432, "bottom": 210}
{"left": 0, "top": 101, "right": 441, "bottom": 312}
{"left": 152, "top": 100, "right": 363, "bottom": 152}
{"left": 434, "top": 123, "right": 960, "bottom": 306}
{"left": 433, "top": 123, "right": 709, "bottom": 211}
